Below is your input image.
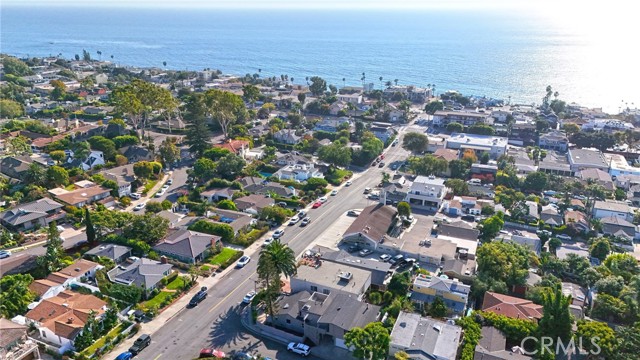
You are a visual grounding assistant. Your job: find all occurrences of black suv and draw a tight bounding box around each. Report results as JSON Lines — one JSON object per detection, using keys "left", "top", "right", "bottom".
{"left": 189, "top": 287, "right": 208, "bottom": 307}
{"left": 129, "top": 334, "right": 151, "bottom": 355}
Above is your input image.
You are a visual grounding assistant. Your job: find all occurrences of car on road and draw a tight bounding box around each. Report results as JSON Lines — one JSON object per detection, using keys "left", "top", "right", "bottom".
{"left": 347, "top": 210, "right": 359, "bottom": 216}
{"left": 298, "top": 210, "right": 307, "bottom": 218}
{"left": 133, "top": 203, "right": 145, "bottom": 211}
{"left": 300, "top": 217, "right": 311, "bottom": 226}
{"left": 289, "top": 216, "right": 300, "bottom": 225}
{"left": 345, "top": 180, "right": 353, "bottom": 186}
{"left": 236, "top": 256, "right": 251, "bottom": 268}
{"left": 379, "top": 254, "right": 391, "bottom": 262}
{"left": 154, "top": 189, "right": 165, "bottom": 197}
{"left": 0, "top": 250, "right": 11, "bottom": 259}
{"left": 359, "top": 249, "right": 373, "bottom": 257}
{"left": 189, "top": 287, "right": 208, "bottom": 307}
{"left": 277, "top": 201, "right": 288, "bottom": 207}
{"left": 312, "top": 201, "right": 322, "bottom": 209}
{"left": 234, "top": 352, "right": 257, "bottom": 360}
{"left": 287, "top": 342, "right": 311, "bottom": 356}
{"left": 129, "top": 334, "right": 151, "bottom": 355}
{"left": 115, "top": 352, "right": 133, "bottom": 360}
{"left": 378, "top": 162, "right": 386, "bottom": 168}
{"left": 242, "top": 290, "right": 256, "bottom": 304}
{"left": 262, "top": 237, "right": 274, "bottom": 247}
{"left": 200, "top": 348, "right": 226, "bottom": 358}
{"left": 166, "top": 178, "right": 173, "bottom": 185}
{"left": 130, "top": 193, "right": 141, "bottom": 200}
{"left": 556, "top": 234, "right": 572, "bottom": 242}
{"left": 161, "top": 184, "right": 170, "bottom": 190}
{"left": 389, "top": 254, "right": 404, "bottom": 266}
{"left": 273, "top": 229, "right": 285, "bottom": 238}
{"left": 330, "top": 189, "right": 338, "bottom": 196}
{"left": 319, "top": 196, "right": 328, "bottom": 203}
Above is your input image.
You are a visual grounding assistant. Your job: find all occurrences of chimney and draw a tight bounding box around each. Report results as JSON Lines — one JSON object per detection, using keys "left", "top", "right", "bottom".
{"left": 160, "top": 256, "right": 168, "bottom": 264}
{"left": 67, "top": 317, "right": 74, "bottom": 324}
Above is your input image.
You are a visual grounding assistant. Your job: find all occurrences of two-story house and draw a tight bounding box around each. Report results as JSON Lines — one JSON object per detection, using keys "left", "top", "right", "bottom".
{"left": 273, "top": 129, "right": 302, "bottom": 145}
{"left": 342, "top": 204, "right": 397, "bottom": 251}
{"left": 410, "top": 273, "right": 470, "bottom": 314}
{"left": 107, "top": 257, "right": 173, "bottom": 296}
{"left": 290, "top": 261, "right": 372, "bottom": 299}
{"left": 0, "top": 198, "right": 65, "bottom": 232}
{"left": 405, "top": 176, "right": 447, "bottom": 211}
{"left": 538, "top": 130, "right": 569, "bottom": 152}
{"left": 29, "top": 259, "right": 103, "bottom": 300}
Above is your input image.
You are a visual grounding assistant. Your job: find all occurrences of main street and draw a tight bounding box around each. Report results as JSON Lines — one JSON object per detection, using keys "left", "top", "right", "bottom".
{"left": 135, "top": 131, "right": 412, "bottom": 360}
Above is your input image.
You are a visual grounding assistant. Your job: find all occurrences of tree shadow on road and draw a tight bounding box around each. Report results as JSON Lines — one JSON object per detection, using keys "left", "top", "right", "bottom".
{"left": 209, "top": 305, "right": 251, "bottom": 348}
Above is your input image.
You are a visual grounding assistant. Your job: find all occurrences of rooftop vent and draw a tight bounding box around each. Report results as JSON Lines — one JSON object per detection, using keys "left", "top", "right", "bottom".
{"left": 339, "top": 272, "right": 353, "bottom": 282}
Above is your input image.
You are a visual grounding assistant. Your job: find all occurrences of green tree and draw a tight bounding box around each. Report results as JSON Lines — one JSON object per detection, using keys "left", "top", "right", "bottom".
{"left": 215, "top": 153, "right": 246, "bottom": 180}
{"left": 242, "top": 84, "right": 261, "bottom": 107}
{"left": 124, "top": 213, "right": 169, "bottom": 243}
{"left": 85, "top": 207, "right": 96, "bottom": 244}
{"left": 396, "top": 202, "right": 411, "bottom": 218}
{"left": 388, "top": 272, "right": 411, "bottom": 297}
{"left": 0, "top": 99, "right": 24, "bottom": 118}
{"left": 0, "top": 274, "right": 35, "bottom": 318}
{"left": 73, "top": 323, "right": 94, "bottom": 351}
{"left": 1, "top": 56, "right": 33, "bottom": 76}
{"left": 548, "top": 237, "right": 562, "bottom": 255}
{"left": 258, "top": 206, "right": 290, "bottom": 225}
{"left": 446, "top": 122, "right": 464, "bottom": 133}
{"left": 185, "top": 116, "right": 211, "bottom": 157}
{"left": 203, "top": 147, "right": 232, "bottom": 161}
{"left": 46, "top": 166, "right": 69, "bottom": 187}
{"left": 589, "top": 237, "right": 611, "bottom": 261}
{"left": 309, "top": 76, "right": 327, "bottom": 96}
{"left": 468, "top": 124, "right": 495, "bottom": 136}
{"left": 476, "top": 239, "right": 532, "bottom": 288}
{"left": 111, "top": 135, "right": 140, "bottom": 149}
{"left": 445, "top": 178, "right": 469, "bottom": 196}
{"left": 193, "top": 157, "right": 217, "bottom": 182}
{"left": 203, "top": 88, "right": 247, "bottom": 138}
{"left": 428, "top": 297, "right": 448, "bottom": 318}
{"left": 402, "top": 132, "right": 429, "bottom": 153}
{"left": 37, "top": 222, "right": 65, "bottom": 276}
{"left": 188, "top": 220, "right": 234, "bottom": 242}
{"left": 479, "top": 212, "right": 504, "bottom": 241}
{"left": 562, "top": 123, "right": 580, "bottom": 136}
{"left": 522, "top": 171, "right": 548, "bottom": 192}
{"left": 595, "top": 276, "right": 625, "bottom": 297}
{"left": 49, "top": 150, "right": 67, "bottom": 164}
{"left": 344, "top": 322, "right": 390, "bottom": 360}
{"left": 88, "top": 136, "right": 117, "bottom": 161}
{"left": 318, "top": 142, "right": 352, "bottom": 168}
{"left": 6, "top": 135, "right": 32, "bottom": 156}
{"left": 24, "top": 163, "right": 46, "bottom": 186}
{"left": 539, "top": 287, "right": 573, "bottom": 348}
{"left": 592, "top": 293, "right": 628, "bottom": 323}
{"left": 603, "top": 253, "right": 640, "bottom": 282}
{"left": 617, "top": 322, "right": 640, "bottom": 360}
{"left": 145, "top": 201, "right": 164, "bottom": 214}
{"left": 216, "top": 199, "right": 238, "bottom": 211}
{"left": 449, "top": 159, "right": 470, "bottom": 179}
{"left": 408, "top": 155, "right": 447, "bottom": 176}
{"left": 424, "top": 100, "right": 444, "bottom": 114}
{"left": 257, "top": 239, "right": 297, "bottom": 317}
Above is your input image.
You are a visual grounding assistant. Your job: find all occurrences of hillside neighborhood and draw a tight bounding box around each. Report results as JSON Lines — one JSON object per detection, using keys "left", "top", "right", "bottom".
{"left": 1, "top": 54, "right": 640, "bottom": 360}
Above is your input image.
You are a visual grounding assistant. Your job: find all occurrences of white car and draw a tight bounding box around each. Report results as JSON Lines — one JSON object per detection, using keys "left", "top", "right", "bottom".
{"left": 243, "top": 291, "right": 256, "bottom": 304}
{"left": 319, "top": 196, "right": 328, "bottom": 203}
{"left": 379, "top": 254, "right": 391, "bottom": 262}
{"left": 130, "top": 193, "right": 141, "bottom": 200}
{"left": 166, "top": 178, "right": 173, "bottom": 185}
{"left": 236, "top": 256, "right": 251, "bottom": 268}
{"left": 133, "top": 203, "right": 145, "bottom": 211}
{"left": 262, "top": 237, "right": 274, "bottom": 247}
{"left": 154, "top": 189, "right": 165, "bottom": 198}
{"left": 273, "top": 229, "right": 285, "bottom": 238}
{"left": 0, "top": 250, "right": 11, "bottom": 259}
{"left": 161, "top": 184, "right": 170, "bottom": 190}
{"left": 345, "top": 180, "right": 352, "bottom": 186}
{"left": 287, "top": 342, "right": 311, "bottom": 356}
{"left": 289, "top": 217, "right": 300, "bottom": 225}
{"left": 330, "top": 190, "right": 338, "bottom": 196}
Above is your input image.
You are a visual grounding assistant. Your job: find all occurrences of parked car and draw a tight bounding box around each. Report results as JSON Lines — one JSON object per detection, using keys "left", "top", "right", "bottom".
{"left": 200, "top": 348, "right": 225, "bottom": 358}
{"left": 378, "top": 162, "right": 385, "bottom": 168}
{"left": 0, "top": 250, "right": 11, "bottom": 259}
{"left": 262, "top": 237, "right": 274, "bottom": 247}
{"left": 115, "top": 352, "right": 133, "bottom": 360}
{"left": 298, "top": 210, "right": 307, "bottom": 218}
{"left": 312, "top": 201, "right": 322, "bottom": 209}
{"left": 330, "top": 189, "right": 338, "bottom": 196}
{"left": 130, "top": 193, "right": 141, "bottom": 200}
{"left": 347, "top": 244, "right": 361, "bottom": 253}
{"left": 287, "top": 342, "right": 311, "bottom": 356}
{"left": 243, "top": 291, "right": 256, "bottom": 304}
{"left": 166, "top": 178, "right": 173, "bottom": 185}
{"left": 364, "top": 187, "right": 371, "bottom": 194}
{"left": 161, "top": 184, "right": 170, "bottom": 190}
{"left": 358, "top": 249, "right": 373, "bottom": 257}
{"left": 300, "top": 217, "right": 311, "bottom": 226}
{"left": 345, "top": 180, "right": 353, "bottom": 186}
{"left": 390, "top": 163, "right": 398, "bottom": 170}
{"left": 154, "top": 189, "right": 165, "bottom": 197}
{"left": 347, "top": 210, "right": 359, "bottom": 216}
{"left": 277, "top": 201, "right": 288, "bottom": 207}
{"left": 189, "top": 288, "right": 208, "bottom": 307}
{"left": 133, "top": 203, "right": 145, "bottom": 211}
{"left": 318, "top": 196, "right": 328, "bottom": 203}
{"left": 379, "top": 254, "right": 391, "bottom": 262}
{"left": 289, "top": 216, "right": 300, "bottom": 225}
{"left": 234, "top": 352, "right": 257, "bottom": 360}
{"left": 129, "top": 334, "right": 151, "bottom": 355}
{"left": 273, "top": 229, "right": 285, "bottom": 238}
{"left": 556, "top": 234, "right": 572, "bottom": 242}
{"left": 236, "top": 256, "right": 251, "bottom": 268}
{"left": 389, "top": 254, "right": 404, "bottom": 266}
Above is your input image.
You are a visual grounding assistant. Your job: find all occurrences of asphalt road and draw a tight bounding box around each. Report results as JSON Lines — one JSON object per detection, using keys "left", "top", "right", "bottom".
{"left": 141, "top": 132, "right": 411, "bottom": 360}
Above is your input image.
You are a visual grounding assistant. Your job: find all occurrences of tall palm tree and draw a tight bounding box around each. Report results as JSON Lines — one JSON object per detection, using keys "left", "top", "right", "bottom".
{"left": 394, "top": 79, "right": 399, "bottom": 86}
{"left": 379, "top": 76, "right": 383, "bottom": 90}
{"left": 257, "top": 240, "right": 297, "bottom": 317}
{"left": 342, "top": 77, "right": 346, "bottom": 88}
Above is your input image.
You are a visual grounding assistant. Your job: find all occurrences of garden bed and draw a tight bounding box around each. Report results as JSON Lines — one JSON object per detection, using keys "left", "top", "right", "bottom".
{"left": 81, "top": 323, "right": 124, "bottom": 356}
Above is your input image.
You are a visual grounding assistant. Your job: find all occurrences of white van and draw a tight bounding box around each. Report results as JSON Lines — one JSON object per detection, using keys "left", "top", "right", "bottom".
{"left": 467, "top": 179, "right": 481, "bottom": 185}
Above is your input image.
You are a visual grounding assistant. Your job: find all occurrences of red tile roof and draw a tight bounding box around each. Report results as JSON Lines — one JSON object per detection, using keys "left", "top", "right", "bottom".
{"left": 481, "top": 291, "right": 543, "bottom": 320}
{"left": 213, "top": 139, "right": 250, "bottom": 154}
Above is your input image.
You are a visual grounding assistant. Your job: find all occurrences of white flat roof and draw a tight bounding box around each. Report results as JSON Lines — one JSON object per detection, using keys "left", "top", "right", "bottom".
{"left": 447, "top": 133, "right": 508, "bottom": 147}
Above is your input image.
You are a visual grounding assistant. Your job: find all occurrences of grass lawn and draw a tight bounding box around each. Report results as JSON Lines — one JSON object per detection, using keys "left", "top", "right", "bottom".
{"left": 208, "top": 247, "right": 240, "bottom": 266}
{"left": 82, "top": 324, "right": 123, "bottom": 355}
{"left": 326, "top": 168, "right": 353, "bottom": 185}
{"left": 144, "top": 291, "right": 175, "bottom": 309}
{"left": 142, "top": 179, "right": 159, "bottom": 194}
{"left": 166, "top": 276, "right": 189, "bottom": 291}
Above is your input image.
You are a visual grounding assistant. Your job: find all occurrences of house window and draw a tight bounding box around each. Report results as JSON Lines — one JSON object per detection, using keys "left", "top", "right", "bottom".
{"left": 286, "top": 319, "right": 291, "bottom": 324}
{"left": 323, "top": 289, "right": 330, "bottom": 295}
{"left": 310, "top": 286, "right": 318, "bottom": 292}
{"left": 41, "top": 331, "right": 46, "bottom": 338}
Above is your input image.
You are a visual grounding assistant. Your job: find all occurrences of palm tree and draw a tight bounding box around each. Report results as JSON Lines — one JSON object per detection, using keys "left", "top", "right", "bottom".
{"left": 379, "top": 76, "right": 383, "bottom": 90}
{"left": 394, "top": 79, "right": 399, "bottom": 86}
{"left": 96, "top": 50, "right": 102, "bottom": 60}
{"left": 362, "top": 72, "right": 366, "bottom": 89}
{"left": 163, "top": 61, "right": 167, "bottom": 68}
{"left": 257, "top": 240, "right": 297, "bottom": 317}
{"left": 342, "top": 77, "right": 346, "bottom": 88}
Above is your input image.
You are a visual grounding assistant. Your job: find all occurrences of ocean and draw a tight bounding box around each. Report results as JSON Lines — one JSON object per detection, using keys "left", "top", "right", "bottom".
{"left": 1, "top": 6, "right": 638, "bottom": 113}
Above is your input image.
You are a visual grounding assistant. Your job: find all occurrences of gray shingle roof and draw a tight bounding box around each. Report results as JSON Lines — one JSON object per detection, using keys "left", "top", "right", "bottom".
{"left": 0, "top": 198, "right": 63, "bottom": 226}
{"left": 85, "top": 244, "right": 132, "bottom": 261}
{"left": 153, "top": 229, "right": 220, "bottom": 260}
{"left": 107, "top": 257, "right": 172, "bottom": 289}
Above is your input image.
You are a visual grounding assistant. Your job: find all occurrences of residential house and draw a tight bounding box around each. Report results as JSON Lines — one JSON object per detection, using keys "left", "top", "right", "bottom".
{"left": 445, "top": 133, "right": 508, "bottom": 159}
{"left": 481, "top": 291, "right": 543, "bottom": 321}
{"left": 107, "top": 257, "right": 173, "bottom": 295}
{"left": 67, "top": 150, "right": 104, "bottom": 171}
{"left": 605, "top": 153, "right": 640, "bottom": 177}
{"left": 370, "top": 124, "right": 395, "bottom": 144}
{"left": 568, "top": 148, "right": 609, "bottom": 173}
{"left": 540, "top": 205, "right": 563, "bottom": 227}
{"left": 317, "top": 247, "right": 392, "bottom": 288}
{"left": 99, "top": 164, "right": 136, "bottom": 197}
{"left": 627, "top": 184, "right": 640, "bottom": 207}
{"left": 328, "top": 101, "right": 347, "bottom": 116}
{"left": 121, "top": 145, "right": 153, "bottom": 162}
{"left": 25, "top": 291, "right": 107, "bottom": 353}
{"left": 153, "top": 229, "right": 221, "bottom": 264}
{"left": 435, "top": 221, "right": 480, "bottom": 257}
{"left": 275, "top": 153, "right": 312, "bottom": 167}
{"left": 499, "top": 231, "right": 542, "bottom": 255}
{"left": 313, "top": 118, "right": 351, "bottom": 133}
{"left": 0, "top": 318, "right": 41, "bottom": 360}
{"left": 565, "top": 210, "right": 590, "bottom": 233}
{"left": 233, "top": 194, "right": 275, "bottom": 215}
{"left": 50, "top": 184, "right": 111, "bottom": 207}
{"left": 474, "top": 326, "right": 532, "bottom": 360}
{"left": 581, "top": 118, "right": 634, "bottom": 132}
{"left": 213, "top": 139, "right": 250, "bottom": 156}
{"left": 84, "top": 244, "right": 132, "bottom": 264}
{"left": 273, "top": 129, "right": 302, "bottom": 145}
{"left": 562, "top": 282, "right": 591, "bottom": 320}
{"left": 336, "top": 93, "right": 362, "bottom": 104}
{"left": 601, "top": 216, "right": 637, "bottom": 240}
{"left": 200, "top": 187, "right": 237, "bottom": 203}
{"left": 522, "top": 201, "right": 540, "bottom": 223}
{"left": 272, "top": 291, "right": 380, "bottom": 348}
{"left": 578, "top": 168, "right": 615, "bottom": 191}
{"left": 614, "top": 174, "right": 640, "bottom": 191}
{"left": 29, "top": 259, "right": 103, "bottom": 300}
{"left": 290, "top": 261, "right": 372, "bottom": 298}
{"left": 30, "top": 134, "right": 67, "bottom": 153}
{"left": 443, "top": 253, "right": 477, "bottom": 283}
{"left": 538, "top": 130, "right": 569, "bottom": 152}
{"left": 444, "top": 196, "right": 482, "bottom": 217}
{"left": 592, "top": 200, "right": 633, "bottom": 222}
{"left": 406, "top": 176, "right": 447, "bottom": 211}
{"left": 433, "top": 148, "right": 459, "bottom": 173}
{"left": 239, "top": 176, "right": 296, "bottom": 197}
{"left": 207, "top": 209, "right": 255, "bottom": 235}
{"left": 383, "top": 85, "right": 432, "bottom": 103}
{"left": 432, "top": 110, "right": 488, "bottom": 127}
{"left": 389, "top": 312, "right": 461, "bottom": 360}
{"left": 410, "top": 273, "right": 470, "bottom": 314}
{"left": 273, "top": 162, "right": 323, "bottom": 182}
{"left": 380, "top": 175, "right": 410, "bottom": 205}
{"left": 342, "top": 204, "right": 397, "bottom": 251}
{"left": 0, "top": 198, "right": 65, "bottom": 232}
{"left": 0, "top": 156, "right": 35, "bottom": 182}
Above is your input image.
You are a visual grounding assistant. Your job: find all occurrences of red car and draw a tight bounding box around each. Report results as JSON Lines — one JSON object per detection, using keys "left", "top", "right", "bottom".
{"left": 199, "top": 348, "right": 225, "bottom": 358}
{"left": 379, "top": 154, "right": 385, "bottom": 160}
{"left": 312, "top": 201, "right": 322, "bottom": 209}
